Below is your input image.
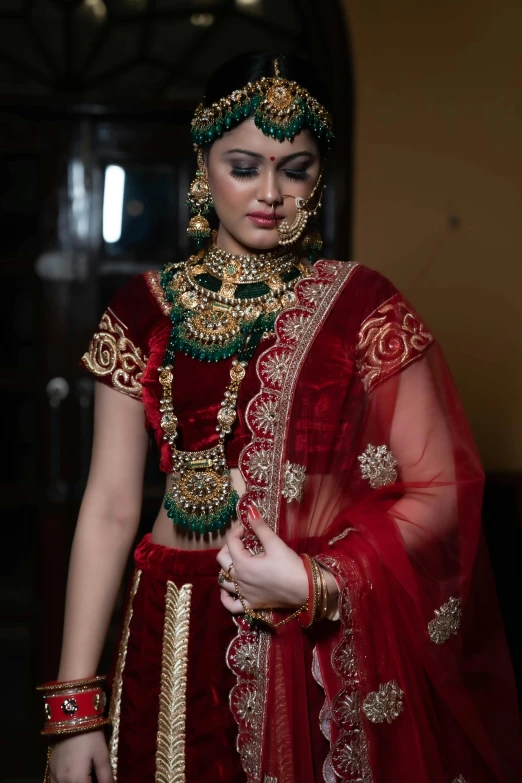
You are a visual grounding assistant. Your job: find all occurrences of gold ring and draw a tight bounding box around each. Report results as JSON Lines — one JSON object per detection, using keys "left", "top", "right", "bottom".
{"left": 225, "top": 563, "right": 234, "bottom": 581}
{"left": 218, "top": 572, "right": 226, "bottom": 585}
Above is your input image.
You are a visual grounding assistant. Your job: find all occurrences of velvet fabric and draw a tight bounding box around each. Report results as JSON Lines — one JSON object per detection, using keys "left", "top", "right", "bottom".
{"left": 114, "top": 535, "right": 246, "bottom": 782}
{"left": 82, "top": 272, "right": 271, "bottom": 470}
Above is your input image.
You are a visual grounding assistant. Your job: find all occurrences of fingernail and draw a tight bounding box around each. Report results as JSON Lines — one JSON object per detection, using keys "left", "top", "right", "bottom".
{"left": 248, "top": 502, "right": 261, "bottom": 520}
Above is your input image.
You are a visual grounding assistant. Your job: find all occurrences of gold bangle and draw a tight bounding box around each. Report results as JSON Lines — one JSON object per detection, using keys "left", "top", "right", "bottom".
{"left": 309, "top": 556, "right": 322, "bottom": 624}
{"left": 317, "top": 563, "right": 328, "bottom": 620}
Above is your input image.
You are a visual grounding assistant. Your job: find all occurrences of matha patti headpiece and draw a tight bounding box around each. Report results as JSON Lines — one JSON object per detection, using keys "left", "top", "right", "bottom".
{"left": 191, "top": 57, "right": 334, "bottom": 147}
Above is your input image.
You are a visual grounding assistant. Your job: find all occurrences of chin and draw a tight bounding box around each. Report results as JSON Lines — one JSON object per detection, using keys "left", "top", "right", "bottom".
{"left": 241, "top": 228, "right": 281, "bottom": 253}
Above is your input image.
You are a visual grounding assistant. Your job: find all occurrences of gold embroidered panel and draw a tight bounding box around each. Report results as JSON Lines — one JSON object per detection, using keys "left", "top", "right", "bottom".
{"left": 428, "top": 597, "right": 462, "bottom": 644}
{"left": 156, "top": 581, "right": 192, "bottom": 783}
{"left": 81, "top": 309, "right": 147, "bottom": 399}
{"left": 109, "top": 569, "right": 142, "bottom": 780}
{"left": 362, "top": 680, "right": 404, "bottom": 724}
{"left": 356, "top": 293, "right": 433, "bottom": 393}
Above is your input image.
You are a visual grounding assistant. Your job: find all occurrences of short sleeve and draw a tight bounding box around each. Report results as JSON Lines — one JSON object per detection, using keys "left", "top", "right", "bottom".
{"left": 353, "top": 270, "right": 434, "bottom": 394}
{"left": 80, "top": 275, "right": 150, "bottom": 400}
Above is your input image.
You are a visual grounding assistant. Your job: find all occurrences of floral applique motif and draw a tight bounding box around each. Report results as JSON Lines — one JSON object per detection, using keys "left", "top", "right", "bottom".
{"left": 281, "top": 461, "right": 306, "bottom": 503}
{"left": 358, "top": 444, "right": 398, "bottom": 489}
{"left": 362, "top": 680, "right": 404, "bottom": 724}
{"left": 428, "top": 597, "right": 463, "bottom": 644}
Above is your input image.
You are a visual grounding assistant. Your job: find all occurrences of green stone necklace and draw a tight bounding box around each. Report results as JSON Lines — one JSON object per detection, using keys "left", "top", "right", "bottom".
{"left": 158, "top": 249, "right": 305, "bottom": 534}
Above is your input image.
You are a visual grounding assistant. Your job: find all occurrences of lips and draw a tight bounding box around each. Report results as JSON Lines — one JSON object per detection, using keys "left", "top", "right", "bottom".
{"left": 247, "top": 211, "right": 284, "bottom": 220}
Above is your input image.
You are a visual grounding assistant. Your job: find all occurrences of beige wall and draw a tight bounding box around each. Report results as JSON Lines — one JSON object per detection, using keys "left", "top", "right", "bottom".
{"left": 343, "top": 0, "right": 522, "bottom": 470}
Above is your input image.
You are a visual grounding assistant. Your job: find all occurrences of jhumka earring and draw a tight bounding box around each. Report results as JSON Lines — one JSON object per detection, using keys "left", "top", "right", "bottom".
{"left": 276, "top": 169, "right": 324, "bottom": 254}
{"left": 187, "top": 148, "right": 213, "bottom": 247}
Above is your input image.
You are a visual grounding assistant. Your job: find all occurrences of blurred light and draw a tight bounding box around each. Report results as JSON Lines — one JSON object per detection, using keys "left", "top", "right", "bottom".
{"left": 70, "top": 160, "right": 89, "bottom": 241}
{"left": 235, "top": 0, "right": 262, "bottom": 8}
{"left": 103, "top": 166, "right": 126, "bottom": 244}
{"left": 190, "top": 13, "right": 215, "bottom": 27}
{"left": 80, "top": 0, "right": 107, "bottom": 22}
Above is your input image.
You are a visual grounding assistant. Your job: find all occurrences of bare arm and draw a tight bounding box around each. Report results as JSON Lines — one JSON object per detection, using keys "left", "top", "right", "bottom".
{"left": 57, "top": 382, "right": 149, "bottom": 680}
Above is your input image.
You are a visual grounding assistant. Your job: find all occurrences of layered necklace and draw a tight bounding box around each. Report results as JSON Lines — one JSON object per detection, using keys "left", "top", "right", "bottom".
{"left": 159, "top": 242, "right": 308, "bottom": 534}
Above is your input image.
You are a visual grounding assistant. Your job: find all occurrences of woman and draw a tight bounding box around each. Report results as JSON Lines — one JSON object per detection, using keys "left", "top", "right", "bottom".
{"left": 41, "top": 52, "right": 520, "bottom": 783}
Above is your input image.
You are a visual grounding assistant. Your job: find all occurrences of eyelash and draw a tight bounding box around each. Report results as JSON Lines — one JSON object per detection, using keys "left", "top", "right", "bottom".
{"left": 230, "top": 167, "right": 310, "bottom": 182}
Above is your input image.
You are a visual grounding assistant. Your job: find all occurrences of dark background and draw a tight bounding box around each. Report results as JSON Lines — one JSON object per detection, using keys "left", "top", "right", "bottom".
{"left": 0, "top": 1, "right": 519, "bottom": 779}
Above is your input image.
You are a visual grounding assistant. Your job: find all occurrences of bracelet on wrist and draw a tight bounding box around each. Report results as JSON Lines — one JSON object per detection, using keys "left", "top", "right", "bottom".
{"left": 299, "top": 554, "right": 328, "bottom": 628}
{"left": 36, "top": 676, "right": 110, "bottom": 737}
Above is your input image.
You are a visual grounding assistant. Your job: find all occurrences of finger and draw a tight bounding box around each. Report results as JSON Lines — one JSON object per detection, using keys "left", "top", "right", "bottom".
{"left": 246, "top": 502, "right": 278, "bottom": 548}
{"left": 219, "top": 576, "right": 238, "bottom": 595}
{"left": 216, "top": 543, "right": 231, "bottom": 570}
{"left": 220, "top": 588, "right": 247, "bottom": 615}
{"left": 94, "top": 757, "right": 115, "bottom": 783}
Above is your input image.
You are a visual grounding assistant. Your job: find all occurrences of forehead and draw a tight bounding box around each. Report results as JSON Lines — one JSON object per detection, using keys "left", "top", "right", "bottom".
{"left": 210, "top": 116, "right": 319, "bottom": 157}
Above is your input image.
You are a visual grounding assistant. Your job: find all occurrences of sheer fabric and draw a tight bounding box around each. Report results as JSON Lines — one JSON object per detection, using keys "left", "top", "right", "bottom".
{"left": 228, "top": 261, "right": 521, "bottom": 783}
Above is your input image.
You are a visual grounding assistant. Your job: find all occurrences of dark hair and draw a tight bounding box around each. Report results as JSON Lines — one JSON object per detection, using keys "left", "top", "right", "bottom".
{"left": 203, "top": 51, "right": 333, "bottom": 156}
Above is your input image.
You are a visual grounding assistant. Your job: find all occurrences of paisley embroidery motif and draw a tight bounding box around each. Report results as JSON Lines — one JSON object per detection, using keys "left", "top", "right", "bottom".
{"left": 358, "top": 443, "right": 398, "bottom": 489}
{"left": 428, "top": 597, "right": 463, "bottom": 644}
{"left": 357, "top": 293, "right": 433, "bottom": 393}
{"left": 362, "top": 680, "right": 404, "bottom": 724}
{"left": 82, "top": 309, "right": 147, "bottom": 399}
{"left": 281, "top": 461, "right": 306, "bottom": 503}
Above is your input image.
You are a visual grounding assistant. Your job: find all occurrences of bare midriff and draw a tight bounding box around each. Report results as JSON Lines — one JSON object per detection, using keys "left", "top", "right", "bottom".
{"left": 150, "top": 468, "right": 246, "bottom": 551}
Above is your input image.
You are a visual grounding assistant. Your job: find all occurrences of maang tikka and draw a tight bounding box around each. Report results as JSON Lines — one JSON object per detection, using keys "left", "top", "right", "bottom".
{"left": 187, "top": 148, "right": 213, "bottom": 247}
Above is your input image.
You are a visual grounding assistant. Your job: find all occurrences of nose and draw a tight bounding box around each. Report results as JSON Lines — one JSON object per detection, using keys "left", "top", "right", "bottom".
{"left": 256, "top": 168, "right": 283, "bottom": 208}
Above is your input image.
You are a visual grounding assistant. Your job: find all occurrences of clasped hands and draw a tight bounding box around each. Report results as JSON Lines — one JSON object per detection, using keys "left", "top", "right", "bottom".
{"left": 216, "top": 503, "right": 338, "bottom": 617}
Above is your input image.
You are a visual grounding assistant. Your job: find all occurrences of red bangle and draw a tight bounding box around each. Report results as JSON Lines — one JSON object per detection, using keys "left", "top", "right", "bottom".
{"left": 37, "top": 677, "right": 109, "bottom": 737}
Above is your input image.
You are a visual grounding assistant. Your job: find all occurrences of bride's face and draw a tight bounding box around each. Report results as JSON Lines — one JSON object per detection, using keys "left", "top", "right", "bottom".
{"left": 205, "top": 117, "right": 321, "bottom": 255}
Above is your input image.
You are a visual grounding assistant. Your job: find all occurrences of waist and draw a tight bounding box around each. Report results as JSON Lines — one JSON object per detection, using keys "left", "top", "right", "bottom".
{"left": 135, "top": 533, "right": 222, "bottom": 580}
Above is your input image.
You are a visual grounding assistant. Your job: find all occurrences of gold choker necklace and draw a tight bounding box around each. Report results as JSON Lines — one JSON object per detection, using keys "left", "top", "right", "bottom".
{"left": 204, "top": 242, "right": 299, "bottom": 284}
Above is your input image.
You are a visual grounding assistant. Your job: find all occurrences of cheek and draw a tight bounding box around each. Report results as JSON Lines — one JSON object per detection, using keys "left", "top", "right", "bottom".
{"left": 211, "top": 175, "right": 251, "bottom": 221}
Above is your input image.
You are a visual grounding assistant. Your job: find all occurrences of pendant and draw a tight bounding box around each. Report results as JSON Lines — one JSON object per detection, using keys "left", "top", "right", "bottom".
{"left": 164, "top": 444, "right": 239, "bottom": 533}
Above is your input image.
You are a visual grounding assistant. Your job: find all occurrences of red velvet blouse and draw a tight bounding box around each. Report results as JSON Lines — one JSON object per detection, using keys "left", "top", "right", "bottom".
{"left": 81, "top": 271, "right": 275, "bottom": 473}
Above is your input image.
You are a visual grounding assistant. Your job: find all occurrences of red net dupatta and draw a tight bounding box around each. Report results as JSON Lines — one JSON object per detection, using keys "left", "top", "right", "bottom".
{"left": 227, "top": 262, "right": 521, "bottom": 783}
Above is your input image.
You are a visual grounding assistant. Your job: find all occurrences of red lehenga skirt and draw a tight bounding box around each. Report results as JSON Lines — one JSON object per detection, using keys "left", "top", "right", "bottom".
{"left": 108, "top": 534, "right": 246, "bottom": 782}
{"left": 107, "top": 535, "right": 329, "bottom": 782}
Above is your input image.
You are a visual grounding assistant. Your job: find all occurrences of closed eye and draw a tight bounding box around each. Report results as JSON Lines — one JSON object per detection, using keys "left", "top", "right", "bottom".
{"left": 230, "top": 167, "right": 258, "bottom": 180}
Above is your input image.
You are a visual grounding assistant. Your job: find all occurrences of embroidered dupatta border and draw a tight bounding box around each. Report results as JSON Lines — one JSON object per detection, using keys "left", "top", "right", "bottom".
{"left": 227, "top": 260, "right": 358, "bottom": 783}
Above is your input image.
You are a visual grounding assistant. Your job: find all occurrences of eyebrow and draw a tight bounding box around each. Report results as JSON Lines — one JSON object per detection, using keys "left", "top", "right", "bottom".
{"left": 222, "top": 148, "right": 315, "bottom": 164}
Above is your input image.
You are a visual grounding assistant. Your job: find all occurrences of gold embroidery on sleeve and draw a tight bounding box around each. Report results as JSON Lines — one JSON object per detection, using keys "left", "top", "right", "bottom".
{"left": 428, "top": 597, "right": 463, "bottom": 644}
{"left": 357, "top": 294, "right": 433, "bottom": 393}
{"left": 109, "top": 569, "right": 142, "bottom": 780}
{"left": 362, "top": 680, "right": 404, "bottom": 724}
{"left": 145, "top": 270, "right": 171, "bottom": 316}
{"left": 155, "top": 581, "right": 192, "bottom": 783}
{"left": 281, "top": 461, "right": 306, "bottom": 502}
{"left": 358, "top": 444, "right": 398, "bottom": 489}
{"left": 81, "top": 310, "right": 147, "bottom": 399}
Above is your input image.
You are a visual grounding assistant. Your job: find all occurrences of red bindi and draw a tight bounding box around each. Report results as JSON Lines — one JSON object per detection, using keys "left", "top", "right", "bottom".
{"left": 270, "top": 156, "right": 275, "bottom": 161}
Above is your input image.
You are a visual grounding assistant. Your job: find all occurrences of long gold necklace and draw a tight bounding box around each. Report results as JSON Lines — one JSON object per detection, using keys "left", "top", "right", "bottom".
{"left": 158, "top": 247, "right": 305, "bottom": 534}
